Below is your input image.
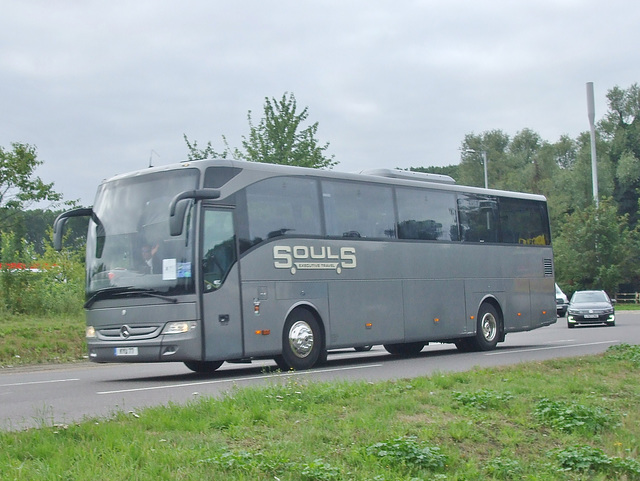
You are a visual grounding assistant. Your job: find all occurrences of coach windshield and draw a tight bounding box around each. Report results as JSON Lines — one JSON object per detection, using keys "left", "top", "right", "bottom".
{"left": 85, "top": 169, "right": 199, "bottom": 298}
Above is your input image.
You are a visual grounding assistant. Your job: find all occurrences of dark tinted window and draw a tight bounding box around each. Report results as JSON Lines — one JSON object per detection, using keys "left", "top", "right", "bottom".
{"left": 322, "top": 181, "right": 396, "bottom": 238}
{"left": 243, "top": 177, "right": 322, "bottom": 248}
{"left": 204, "top": 166, "right": 242, "bottom": 188}
{"left": 202, "top": 209, "right": 236, "bottom": 291}
{"left": 396, "top": 188, "right": 458, "bottom": 241}
{"left": 499, "top": 198, "right": 550, "bottom": 245}
{"left": 458, "top": 194, "right": 499, "bottom": 243}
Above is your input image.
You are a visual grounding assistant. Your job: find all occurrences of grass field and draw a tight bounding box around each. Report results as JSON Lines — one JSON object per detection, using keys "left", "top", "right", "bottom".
{"left": 0, "top": 312, "right": 85, "bottom": 367}
{"left": 1, "top": 344, "right": 639, "bottom": 480}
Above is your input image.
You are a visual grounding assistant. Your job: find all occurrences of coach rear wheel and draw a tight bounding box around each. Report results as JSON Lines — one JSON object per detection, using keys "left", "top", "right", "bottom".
{"left": 275, "top": 308, "right": 323, "bottom": 371}
{"left": 473, "top": 303, "right": 501, "bottom": 351}
{"left": 354, "top": 345, "right": 373, "bottom": 352}
{"left": 184, "top": 360, "right": 223, "bottom": 373}
{"left": 454, "top": 338, "right": 474, "bottom": 352}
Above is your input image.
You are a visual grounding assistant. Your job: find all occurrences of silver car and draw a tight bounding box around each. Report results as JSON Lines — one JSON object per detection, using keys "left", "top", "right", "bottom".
{"left": 555, "top": 283, "right": 568, "bottom": 317}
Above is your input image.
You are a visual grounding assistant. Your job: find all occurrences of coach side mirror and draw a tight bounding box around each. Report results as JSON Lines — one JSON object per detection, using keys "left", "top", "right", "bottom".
{"left": 169, "top": 189, "right": 220, "bottom": 236}
{"left": 169, "top": 199, "right": 191, "bottom": 237}
{"left": 53, "top": 207, "right": 94, "bottom": 251}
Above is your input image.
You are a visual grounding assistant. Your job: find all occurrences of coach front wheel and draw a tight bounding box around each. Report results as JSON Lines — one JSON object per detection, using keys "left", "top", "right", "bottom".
{"left": 184, "top": 360, "right": 223, "bottom": 373}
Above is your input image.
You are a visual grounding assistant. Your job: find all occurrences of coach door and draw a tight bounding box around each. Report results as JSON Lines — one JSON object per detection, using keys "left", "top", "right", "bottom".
{"left": 200, "top": 208, "right": 243, "bottom": 360}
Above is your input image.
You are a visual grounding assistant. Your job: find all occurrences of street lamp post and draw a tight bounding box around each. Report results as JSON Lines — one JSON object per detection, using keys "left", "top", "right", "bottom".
{"left": 464, "top": 149, "right": 488, "bottom": 189}
{"left": 481, "top": 150, "right": 488, "bottom": 189}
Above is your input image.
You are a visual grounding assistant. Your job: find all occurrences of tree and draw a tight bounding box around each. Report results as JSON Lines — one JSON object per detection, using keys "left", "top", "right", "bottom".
{"left": 9, "top": 209, "right": 88, "bottom": 256}
{"left": 551, "top": 198, "right": 637, "bottom": 295}
{"left": 183, "top": 134, "right": 230, "bottom": 161}
{"left": 1, "top": 143, "right": 64, "bottom": 262}
{"left": 554, "top": 134, "right": 578, "bottom": 169}
{"left": 600, "top": 83, "right": 640, "bottom": 226}
{"left": 0, "top": 143, "right": 62, "bottom": 227}
{"left": 458, "top": 130, "right": 510, "bottom": 188}
{"left": 185, "top": 92, "right": 337, "bottom": 169}
{"left": 238, "top": 93, "right": 336, "bottom": 168}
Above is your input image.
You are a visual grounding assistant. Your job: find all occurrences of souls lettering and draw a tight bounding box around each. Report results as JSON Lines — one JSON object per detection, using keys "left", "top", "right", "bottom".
{"left": 273, "top": 245, "right": 356, "bottom": 274}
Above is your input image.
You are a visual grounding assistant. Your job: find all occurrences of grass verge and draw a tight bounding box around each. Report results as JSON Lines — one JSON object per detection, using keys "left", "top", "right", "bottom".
{"left": 0, "top": 312, "right": 85, "bottom": 367}
{"left": 614, "top": 303, "right": 640, "bottom": 310}
{"left": 1, "top": 344, "right": 639, "bottom": 480}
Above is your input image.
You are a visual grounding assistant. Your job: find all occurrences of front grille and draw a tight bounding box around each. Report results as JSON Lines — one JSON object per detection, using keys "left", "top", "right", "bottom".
{"left": 98, "top": 325, "right": 162, "bottom": 341}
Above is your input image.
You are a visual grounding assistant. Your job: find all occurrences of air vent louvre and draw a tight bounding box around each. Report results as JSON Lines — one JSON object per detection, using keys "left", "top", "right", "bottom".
{"left": 543, "top": 258, "right": 553, "bottom": 277}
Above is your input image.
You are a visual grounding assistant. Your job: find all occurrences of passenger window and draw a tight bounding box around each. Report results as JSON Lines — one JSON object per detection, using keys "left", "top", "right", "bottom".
{"left": 322, "top": 181, "right": 396, "bottom": 239}
{"left": 242, "top": 177, "right": 322, "bottom": 249}
{"left": 458, "top": 194, "right": 499, "bottom": 243}
{"left": 202, "top": 210, "right": 236, "bottom": 290}
{"left": 396, "top": 188, "right": 459, "bottom": 241}
{"left": 499, "top": 198, "right": 550, "bottom": 245}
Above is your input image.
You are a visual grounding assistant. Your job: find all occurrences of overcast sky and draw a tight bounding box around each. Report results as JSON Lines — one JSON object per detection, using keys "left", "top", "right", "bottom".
{"left": 2, "top": 0, "right": 639, "bottom": 207}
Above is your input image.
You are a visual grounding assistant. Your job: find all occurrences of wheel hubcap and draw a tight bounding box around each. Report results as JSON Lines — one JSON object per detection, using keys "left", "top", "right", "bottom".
{"left": 288, "top": 320, "right": 314, "bottom": 358}
{"left": 481, "top": 312, "right": 497, "bottom": 342}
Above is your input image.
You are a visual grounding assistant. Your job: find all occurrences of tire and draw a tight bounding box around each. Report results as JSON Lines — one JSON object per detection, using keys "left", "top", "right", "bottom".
{"left": 184, "top": 360, "right": 223, "bottom": 373}
{"left": 468, "top": 303, "right": 501, "bottom": 351}
{"left": 383, "top": 342, "right": 425, "bottom": 356}
{"left": 276, "top": 308, "right": 324, "bottom": 371}
{"left": 567, "top": 321, "right": 575, "bottom": 329}
{"left": 274, "top": 355, "right": 290, "bottom": 371}
{"left": 454, "top": 338, "right": 474, "bottom": 352}
{"left": 354, "top": 345, "right": 373, "bottom": 352}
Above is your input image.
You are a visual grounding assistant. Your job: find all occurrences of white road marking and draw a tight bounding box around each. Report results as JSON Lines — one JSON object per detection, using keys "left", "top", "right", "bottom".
{"left": 485, "top": 340, "right": 620, "bottom": 356}
{"left": 0, "top": 378, "right": 80, "bottom": 388}
{"left": 97, "top": 363, "right": 384, "bottom": 395}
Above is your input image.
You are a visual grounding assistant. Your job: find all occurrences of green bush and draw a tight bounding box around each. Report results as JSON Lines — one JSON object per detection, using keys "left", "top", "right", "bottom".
{"left": 365, "top": 436, "right": 447, "bottom": 471}
{"left": 453, "top": 389, "right": 514, "bottom": 410}
{"left": 552, "top": 445, "right": 640, "bottom": 478}
{"left": 535, "top": 398, "right": 616, "bottom": 434}
{"left": 0, "top": 232, "right": 84, "bottom": 316}
{"left": 606, "top": 343, "right": 640, "bottom": 366}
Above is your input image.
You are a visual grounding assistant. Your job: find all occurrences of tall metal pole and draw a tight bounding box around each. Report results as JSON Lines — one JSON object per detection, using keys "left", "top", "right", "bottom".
{"left": 587, "top": 82, "right": 599, "bottom": 207}
{"left": 481, "top": 150, "right": 488, "bottom": 189}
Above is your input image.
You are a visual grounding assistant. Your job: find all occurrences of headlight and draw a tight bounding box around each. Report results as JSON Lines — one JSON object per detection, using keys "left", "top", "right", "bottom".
{"left": 162, "top": 321, "right": 196, "bottom": 334}
{"left": 86, "top": 326, "right": 96, "bottom": 338}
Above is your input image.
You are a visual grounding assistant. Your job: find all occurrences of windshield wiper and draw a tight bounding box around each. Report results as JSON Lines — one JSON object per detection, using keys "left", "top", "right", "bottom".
{"left": 84, "top": 287, "right": 178, "bottom": 308}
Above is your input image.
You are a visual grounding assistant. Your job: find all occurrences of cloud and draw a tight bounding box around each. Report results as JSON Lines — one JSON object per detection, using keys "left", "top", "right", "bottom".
{"left": 1, "top": 0, "right": 639, "bottom": 205}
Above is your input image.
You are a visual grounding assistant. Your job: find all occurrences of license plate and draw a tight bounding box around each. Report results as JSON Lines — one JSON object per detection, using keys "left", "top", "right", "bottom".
{"left": 115, "top": 347, "right": 139, "bottom": 356}
{"left": 584, "top": 314, "right": 599, "bottom": 319}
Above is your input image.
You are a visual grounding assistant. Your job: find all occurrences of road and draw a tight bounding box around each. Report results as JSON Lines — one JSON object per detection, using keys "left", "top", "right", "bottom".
{"left": 2, "top": 311, "right": 639, "bottom": 431}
